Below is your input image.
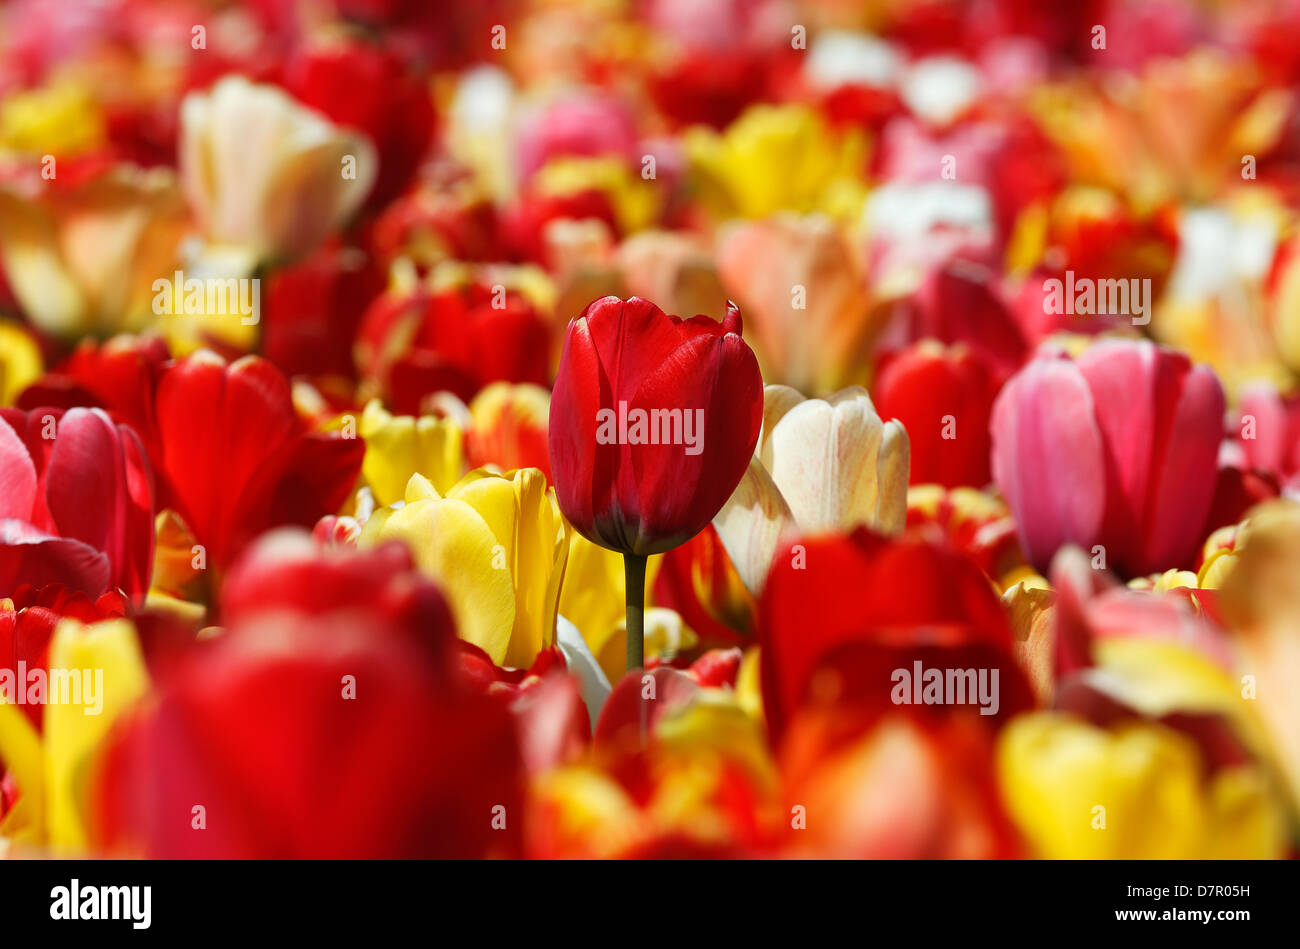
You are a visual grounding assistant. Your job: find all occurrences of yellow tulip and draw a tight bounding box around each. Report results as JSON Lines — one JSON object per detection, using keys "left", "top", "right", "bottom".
{"left": 358, "top": 399, "right": 464, "bottom": 506}
{"left": 1219, "top": 499, "right": 1300, "bottom": 814}
{"left": 997, "top": 712, "right": 1286, "bottom": 859}
{"left": 0, "top": 318, "right": 42, "bottom": 405}
{"left": 686, "top": 104, "right": 868, "bottom": 221}
{"left": 363, "top": 468, "right": 568, "bottom": 668}
{"left": 0, "top": 618, "right": 151, "bottom": 855}
{"left": 0, "top": 80, "right": 105, "bottom": 157}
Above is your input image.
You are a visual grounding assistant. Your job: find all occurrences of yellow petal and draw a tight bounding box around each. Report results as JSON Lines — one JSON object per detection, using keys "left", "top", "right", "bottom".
{"left": 0, "top": 319, "right": 42, "bottom": 406}
{"left": 998, "top": 712, "right": 1285, "bottom": 858}
{"left": 379, "top": 496, "right": 516, "bottom": 664}
{"left": 359, "top": 399, "right": 463, "bottom": 505}
{"left": 44, "top": 618, "right": 151, "bottom": 852}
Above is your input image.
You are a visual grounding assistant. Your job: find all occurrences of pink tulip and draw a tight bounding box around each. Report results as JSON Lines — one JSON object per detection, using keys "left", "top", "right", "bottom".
{"left": 0, "top": 407, "right": 154, "bottom": 601}
{"left": 991, "top": 340, "right": 1224, "bottom": 577}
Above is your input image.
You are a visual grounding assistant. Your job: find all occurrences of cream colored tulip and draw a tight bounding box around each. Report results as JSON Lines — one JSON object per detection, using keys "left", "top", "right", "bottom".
{"left": 179, "top": 76, "right": 376, "bottom": 270}
{"left": 714, "top": 385, "right": 910, "bottom": 594}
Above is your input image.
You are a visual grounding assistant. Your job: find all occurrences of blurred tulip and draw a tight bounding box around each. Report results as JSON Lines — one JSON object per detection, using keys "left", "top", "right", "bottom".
{"left": 652, "top": 523, "right": 755, "bottom": 649}
{"left": 91, "top": 536, "right": 522, "bottom": 859}
{"left": 1224, "top": 380, "right": 1300, "bottom": 492}
{"left": 466, "top": 382, "right": 551, "bottom": 478}
{"left": 716, "top": 214, "right": 877, "bottom": 392}
{"left": 363, "top": 467, "right": 568, "bottom": 669}
{"left": 757, "top": 530, "right": 1035, "bottom": 742}
{"left": 515, "top": 91, "right": 638, "bottom": 181}
{"left": 904, "top": 484, "right": 1024, "bottom": 587}
{"left": 0, "top": 584, "right": 129, "bottom": 729}
{"left": 1030, "top": 50, "right": 1292, "bottom": 211}
{"left": 992, "top": 339, "right": 1225, "bottom": 577}
{"left": 283, "top": 39, "right": 435, "bottom": 212}
{"left": 550, "top": 296, "right": 763, "bottom": 557}
{"left": 0, "top": 80, "right": 105, "bottom": 157}
{"left": 887, "top": 257, "right": 1028, "bottom": 380}
{"left": 1, "top": 407, "right": 153, "bottom": 600}
{"left": 0, "top": 319, "right": 41, "bottom": 406}
{"left": 998, "top": 712, "right": 1286, "bottom": 858}
{"left": 685, "top": 105, "right": 867, "bottom": 220}
{"left": 615, "top": 231, "right": 723, "bottom": 324}
{"left": 779, "top": 709, "right": 1022, "bottom": 858}
{"left": 0, "top": 616, "right": 150, "bottom": 854}
{"left": 1267, "top": 232, "right": 1300, "bottom": 377}
{"left": 714, "top": 384, "right": 909, "bottom": 595}
{"left": 178, "top": 76, "right": 376, "bottom": 270}
{"left": 357, "top": 399, "right": 463, "bottom": 506}
{"left": 152, "top": 351, "right": 364, "bottom": 576}
{"left": 1219, "top": 500, "right": 1300, "bottom": 815}
{"left": 219, "top": 529, "right": 457, "bottom": 661}
{"left": 874, "top": 341, "right": 999, "bottom": 487}
{"left": 0, "top": 159, "right": 186, "bottom": 338}
{"left": 260, "top": 241, "right": 385, "bottom": 380}
{"left": 356, "top": 278, "right": 552, "bottom": 412}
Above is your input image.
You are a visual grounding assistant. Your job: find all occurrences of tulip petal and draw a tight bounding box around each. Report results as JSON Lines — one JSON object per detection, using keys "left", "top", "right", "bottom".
{"left": 378, "top": 497, "right": 517, "bottom": 665}
{"left": 0, "top": 415, "right": 36, "bottom": 522}
{"left": 0, "top": 519, "right": 110, "bottom": 597}
{"left": 713, "top": 457, "right": 797, "bottom": 596}
{"left": 991, "top": 357, "right": 1107, "bottom": 571}
{"left": 762, "top": 387, "right": 883, "bottom": 533}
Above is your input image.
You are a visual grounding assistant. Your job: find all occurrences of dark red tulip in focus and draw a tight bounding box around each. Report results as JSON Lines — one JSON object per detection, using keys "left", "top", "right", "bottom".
{"left": 549, "top": 296, "right": 763, "bottom": 556}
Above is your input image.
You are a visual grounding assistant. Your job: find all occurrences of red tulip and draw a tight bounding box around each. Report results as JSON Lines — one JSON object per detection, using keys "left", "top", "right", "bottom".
{"left": 16, "top": 335, "right": 169, "bottom": 464}
{"left": 154, "top": 352, "right": 364, "bottom": 573}
{"left": 888, "top": 258, "right": 1028, "bottom": 380}
{"left": 549, "top": 296, "right": 763, "bottom": 556}
{"left": 873, "top": 340, "right": 1000, "bottom": 487}
{"left": 260, "top": 241, "right": 385, "bottom": 380}
{"left": 92, "top": 532, "right": 523, "bottom": 859}
{"left": 0, "top": 407, "right": 154, "bottom": 600}
{"left": 757, "top": 530, "right": 1034, "bottom": 742}
{"left": 282, "top": 40, "right": 436, "bottom": 211}
{"left": 991, "top": 339, "right": 1225, "bottom": 577}
{"left": 357, "top": 282, "right": 552, "bottom": 412}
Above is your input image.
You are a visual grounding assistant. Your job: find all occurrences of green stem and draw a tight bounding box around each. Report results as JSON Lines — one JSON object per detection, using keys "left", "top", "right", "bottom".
{"left": 623, "top": 552, "right": 648, "bottom": 673}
